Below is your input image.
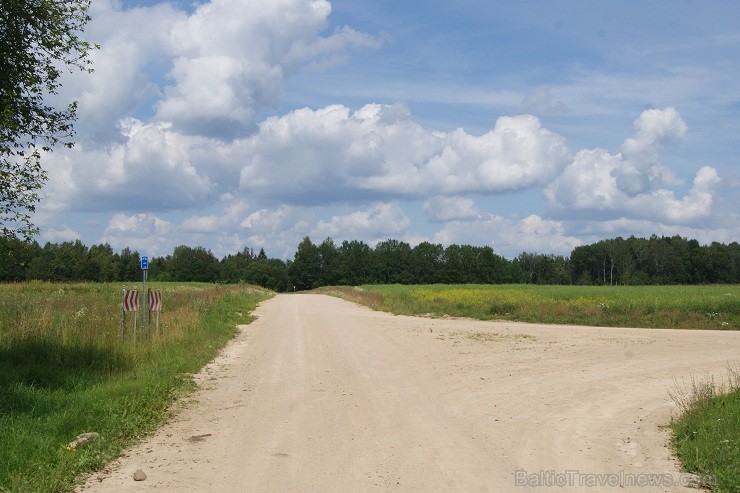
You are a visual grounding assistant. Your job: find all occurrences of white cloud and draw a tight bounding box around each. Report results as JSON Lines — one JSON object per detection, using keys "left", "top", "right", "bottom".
{"left": 423, "top": 196, "right": 480, "bottom": 222}
{"left": 360, "top": 113, "right": 572, "bottom": 195}
{"left": 237, "top": 104, "right": 571, "bottom": 203}
{"left": 54, "top": 0, "right": 185, "bottom": 142}
{"left": 40, "top": 226, "right": 81, "bottom": 243}
{"left": 311, "top": 202, "right": 411, "bottom": 242}
{"left": 154, "top": 0, "right": 382, "bottom": 137}
{"left": 55, "top": 0, "right": 383, "bottom": 144}
{"left": 614, "top": 107, "right": 686, "bottom": 194}
{"left": 433, "top": 213, "right": 582, "bottom": 258}
{"left": 99, "top": 213, "right": 174, "bottom": 255}
{"left": 177, "top": 201, "right": 315, "bottom": 258}
{"left": 42, "top": 119, "right": 215, "bottom": 212}
{"left": 182, "top": 196, "right": 251, "bottom": 233}
{"left": 103, "top": 213, "right": 172, "bottom": 238}
{"left": 545, "top": 108, "right": 720, "bottom": 226}
{"left": 567, "top": 215, "right": 739, "bottom": 248}
{"left": 623, "top": 165, "right": 720, "bottom": 223}
{"left": 620, "top": 107, "right": 687, "bottom": 163}
{"left": 42, "top": 0, "right": 737, "bottom": 263}
{"left": 43, "top": 100, "right": 575, "bottom": 232}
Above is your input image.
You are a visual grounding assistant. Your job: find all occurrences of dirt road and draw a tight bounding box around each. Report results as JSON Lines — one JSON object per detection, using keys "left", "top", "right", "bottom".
{"left": 78, "top": 294, "right": 740, "bottom": 492}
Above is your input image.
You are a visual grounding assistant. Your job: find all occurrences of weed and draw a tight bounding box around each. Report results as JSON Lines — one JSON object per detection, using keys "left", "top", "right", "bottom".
{"left": 670, "top": 365, "right": 740, "bottom": 492}
{"left": 324, "top": 284, "right": 739, "bottom": 330}
{"left": 467, "top": 331, "right": 536, "bottom": 343}
{"left": 0, "top": 282, "right": 272, "bottom": 493}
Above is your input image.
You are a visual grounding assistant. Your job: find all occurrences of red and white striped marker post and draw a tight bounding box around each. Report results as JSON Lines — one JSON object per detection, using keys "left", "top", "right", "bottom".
{"left": 121, "top": 288, "right": 140, "bottom": 341}
{"left": 148, "top": 289, "right": 162, "bottom": 333}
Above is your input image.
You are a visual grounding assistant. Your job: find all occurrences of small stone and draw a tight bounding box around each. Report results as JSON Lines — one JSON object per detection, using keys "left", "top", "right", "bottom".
{"left": 133, "top": 469, "right": 147, "bottom": 481}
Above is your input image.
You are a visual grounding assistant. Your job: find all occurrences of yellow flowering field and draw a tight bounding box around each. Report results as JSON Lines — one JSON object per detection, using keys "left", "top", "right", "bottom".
{"left": 345, "top": 284, "right": 740, "bottom": 330}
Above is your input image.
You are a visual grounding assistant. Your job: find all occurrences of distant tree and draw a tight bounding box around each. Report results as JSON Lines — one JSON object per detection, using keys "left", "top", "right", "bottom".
{"left": 0, "top": 235, "right": 39, "bottom": 280}
{"left": 4, "top": 234, "right": 737, "bottom": 287}
{"left": 246, "top": 258, "right": 289, "bottom": 292}
{"left": 289, "top": 237, "right": 321, "bottom": 290}
{"left": 1, "top": 0, "right": 95, "bottom": 238}
{"left": 475, "top": 246, "right": 512, "bottom": 283}
{"left": 705, "top": 242, "right": 735, "bottom": 284}
{"left": 86, "top": 243, "right": 119, "bottom": 282}
{"left": 374, "top": 239, "right": 412, "bottom": 284}
{"left": 514, "top": 252, "right": 569, "bottom": 285}
{"left": 146, "top": 255, "right": 168, "bottom": 281}
{"left": 442, "top": 244, "right": 465, "bottom": 283}
{"left": 118, "top": 247, "right": 141, "bottom": 282}
{"left": 25, "top": 240, "right": 87, "bottom": 281}
{"left": 169, "top": 245, "right": 218, "bottom": 282}
{"left": 463, "top": 245, "right": 485, "bottom": 282}
{"left": 317, "top": 237, "right": 340, "bottom": 286}
{"left": 257, "top": 247, "right": 267, "bottom": 260}
{"left": 219, "top": 247, "right": 254, "bottom": 283}
{"left": 410, "top": 242, "right": 444, "bottom": 284}
{"left": 337, "top": 240, "right": 373, "bottom": 285}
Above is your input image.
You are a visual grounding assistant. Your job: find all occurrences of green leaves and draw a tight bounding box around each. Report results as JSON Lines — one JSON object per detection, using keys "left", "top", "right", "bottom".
{"left": 0, "top": 0, "right": 95, "bottom": 239}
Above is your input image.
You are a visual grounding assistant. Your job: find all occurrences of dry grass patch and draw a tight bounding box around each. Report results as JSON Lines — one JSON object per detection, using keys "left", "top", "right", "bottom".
{"left": 467, "top": 331, "right": 537, "bottom": 343}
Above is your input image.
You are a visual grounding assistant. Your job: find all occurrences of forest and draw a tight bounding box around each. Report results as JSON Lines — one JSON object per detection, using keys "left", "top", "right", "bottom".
{"left": 0, "top": 234, "right": 738, "bottom": 291}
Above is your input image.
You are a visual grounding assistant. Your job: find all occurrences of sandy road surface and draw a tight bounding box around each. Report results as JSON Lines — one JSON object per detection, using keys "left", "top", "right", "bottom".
{"left": 78, "top": 294, "right": 740, "bottom": 492}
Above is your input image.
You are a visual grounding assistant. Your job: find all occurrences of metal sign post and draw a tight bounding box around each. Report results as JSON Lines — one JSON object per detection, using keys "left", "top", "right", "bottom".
{"left": 141, "top": 256, "right": 149, "bottom": 335}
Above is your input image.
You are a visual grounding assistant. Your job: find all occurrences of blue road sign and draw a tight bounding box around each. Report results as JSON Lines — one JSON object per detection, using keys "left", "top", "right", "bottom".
{"left": 141, "top": 256, "right": 149, "bottom": 270}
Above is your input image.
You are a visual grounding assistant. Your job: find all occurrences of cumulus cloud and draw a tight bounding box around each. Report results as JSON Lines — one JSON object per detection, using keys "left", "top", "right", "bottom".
{"left": 41, "top": 96, "right": 725, "bottom": 259}
{"left": 181, "top": 196, "right": 251, "bottom": 234}
{"left": 43, "top": 0, "right": 732, "bottom": 261}
{"left": 51, "top": 0, "right": 185, "bottom": 143}
{"left": 614, "top": 107, "right": 686, "bottom": 194}
{"left": 423, "top": 196, "right": 480, "bottom": 222}
{"left": 180, "top": 202, "right": 414, "bottom": 259}
{"left": 103, "top": 213, "right": 172, "bottom": 237}
{"left": 433, "top": 213, "right": 582, "bottom": 258}
{"left": 57, "top": 0, "right": 383, "bottom": 143}
{"left": 44, "top": 98, "right": 576, "bottom": 222}
{"left": 99, "top": 213, "right": 174, "bottom": 255}
{"left": 40, "top": 226, "right": 82, "bottom": 243}
{"left": 154, "top": 0, "right": 382, "bottom": 137}
{"left": 311, "top": 202, "right": 411, "bottom": 242}
{"left": 237, "top": 104, "right": 572, "bottom": 203}
{"left": 42, "top": 119, "right": 215, "bottom": 212}
{"left": 545, "top": 108, "right": 720, "bottom": 226}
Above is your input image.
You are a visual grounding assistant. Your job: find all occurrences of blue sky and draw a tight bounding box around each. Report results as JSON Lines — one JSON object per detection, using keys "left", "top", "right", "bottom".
{"left": 37, "top": 0, "right": 739, "bottom": 259}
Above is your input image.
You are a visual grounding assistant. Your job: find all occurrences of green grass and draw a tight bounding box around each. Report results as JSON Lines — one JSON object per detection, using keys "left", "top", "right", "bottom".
{"left": 316, "top": 284, "right": 739, "bottom": 330}
{"left": 0, "top": 282, "right": 273, "bottom": 493}
{"left": 670, "top": 367, "right": 740, "bottom": 493}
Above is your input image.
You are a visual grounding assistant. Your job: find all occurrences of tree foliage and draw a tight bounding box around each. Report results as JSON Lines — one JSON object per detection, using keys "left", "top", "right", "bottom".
{"left": 1, "top": 0, "right": 94, "bottom": 239}
{"left": 0, "top": 234, "right": 737, "bottom": 290}
{"left": 570, "top": 235, "right": 740, "bottom": 285}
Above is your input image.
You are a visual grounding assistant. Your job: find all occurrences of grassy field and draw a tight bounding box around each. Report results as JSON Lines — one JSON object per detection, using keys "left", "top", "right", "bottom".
{"left": 318, "top": 283, "right": 740, "bottom": 491}
{"left": 0, "top": 282, "right": 272, "bottom": 493}
{"left": 317, "top": 284, "right": 739, "bottom": 330}
{"left": 670, "top": 366, "right": 740, "bottom": 493}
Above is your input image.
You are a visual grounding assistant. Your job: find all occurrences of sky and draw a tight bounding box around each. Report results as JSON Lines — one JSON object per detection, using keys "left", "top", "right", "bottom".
{"left": 36, "top": 0, "right": 739, "bottom": 259}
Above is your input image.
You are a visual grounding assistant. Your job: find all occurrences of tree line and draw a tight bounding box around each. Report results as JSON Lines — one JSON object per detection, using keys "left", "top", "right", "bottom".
{"left": 0, "top": 235, "right": 737, "bottom": 290}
